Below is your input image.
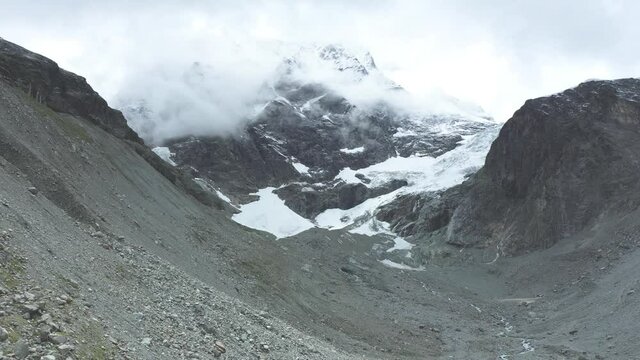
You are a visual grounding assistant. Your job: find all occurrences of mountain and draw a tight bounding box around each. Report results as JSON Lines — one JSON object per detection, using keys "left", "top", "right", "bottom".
{"left": 3, "top": 37, "right": 640, "bottom": 360}
{"left": 391, "top": 78, "right": 640, "bottom": 258}
{"left": 123, "top": 45, "right": 499, "bottom": 262}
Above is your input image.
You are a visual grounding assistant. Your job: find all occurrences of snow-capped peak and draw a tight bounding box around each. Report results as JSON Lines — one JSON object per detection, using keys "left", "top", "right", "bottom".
{"left": 276, "top": 44, "right": 398, "bottom": 91}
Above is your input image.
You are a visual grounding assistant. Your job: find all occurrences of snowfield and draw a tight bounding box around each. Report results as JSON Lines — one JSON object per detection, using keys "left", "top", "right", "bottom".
{"left": 316, "top": 126, "right": 498, "bottom": 233}
{"left": 230, "top": 126, "right": 498, "bottom": 241}
{"left": 231, "top": 187, "right": 315, "bottom": 239}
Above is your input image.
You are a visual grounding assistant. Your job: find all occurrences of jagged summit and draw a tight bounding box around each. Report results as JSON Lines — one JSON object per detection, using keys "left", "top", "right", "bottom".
{"left": 281, "top": 44, "right": 382, "bottom": 80}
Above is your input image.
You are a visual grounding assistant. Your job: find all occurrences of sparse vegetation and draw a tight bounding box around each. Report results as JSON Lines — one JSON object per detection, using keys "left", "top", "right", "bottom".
{"left": 76, "top": 322, "right": 116, "bottom": 360}
{"left": 0, "top": 255, "right": 25, "bottom": 290}
{"left": 0, "top": 314, "right": 28, "bottom": 343}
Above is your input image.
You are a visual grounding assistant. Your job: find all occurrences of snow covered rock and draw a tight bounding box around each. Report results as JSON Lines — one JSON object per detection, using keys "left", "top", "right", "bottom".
{"left": 121, "top": 44, "right": 498, "bottom": 241}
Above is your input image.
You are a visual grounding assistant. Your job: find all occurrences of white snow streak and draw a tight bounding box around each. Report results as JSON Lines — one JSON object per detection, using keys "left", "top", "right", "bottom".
{"left": 152, "top": 147, "right": 177, "bottom": 166}
{"left": 380, "top": 259, "right": 425, "bottom": 271}
{"left": 339, "top": 146, "right": 365, "bottom": 154}
{"left": 291, "top": 161, "right": 310, "bottom": 175}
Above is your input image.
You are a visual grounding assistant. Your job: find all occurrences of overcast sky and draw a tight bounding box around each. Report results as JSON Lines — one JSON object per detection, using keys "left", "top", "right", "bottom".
{"left": 1, "top": 0, "right": 639, "bottom": 122}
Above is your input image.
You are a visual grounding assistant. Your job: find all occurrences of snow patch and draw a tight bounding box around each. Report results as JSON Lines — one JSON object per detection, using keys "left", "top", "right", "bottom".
{"left": 301, "top": 94, "right": 326, "bottom": 111}
{"left": 274, "top": 96, "right": 292, "bottom": 106}
{"left": 349, "top": 218, "right": 392, "bottom": 237}
{"left": 387, "top": 237, "right": 414, "bottom": 252}
{"left": 215, "top": 190, "right": 232, "bottom": 204}
{"left": 291, "top": 161, "right": 310, "bottom": 175}
{"left": 339, "top": 146, "right": 365, "bottom": 154}
{"left": 520, "top": 339, "right": 535, "bottom": 354}
{"left": 392, "top": 128, "right": 418, "bottom": 138}
{"left": 152, "top": 147, "right": 177, "bottom": 166}
{"left": 380, "top": 259, "right": 424, "bottom": 271}
{"left": 231, "top": 187, "right": 315, "bottom": 239}
{"left": 334, "top": 167, "right": 361, "bottom": 184}
{"left": 316, "top": 189, "right": 402, "bottom": 230}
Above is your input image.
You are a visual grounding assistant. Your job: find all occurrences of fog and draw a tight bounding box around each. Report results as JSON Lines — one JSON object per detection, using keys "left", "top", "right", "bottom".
{"left": 1, "top": 0, "right": 639, "bottom": 142}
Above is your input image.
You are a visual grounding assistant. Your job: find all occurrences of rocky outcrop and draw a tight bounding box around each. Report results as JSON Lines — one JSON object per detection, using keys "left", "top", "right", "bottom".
{"left": 0, "top": 38, "right": 142, "bottom": 143}
{"left": 276, "top": 179, "right": 408, "bottom": 218}
{"left": 376, "top": 183, "right": 470, "bottom": 238}
{"left": 408, "top": 79, "right": 640, "bottom": 255}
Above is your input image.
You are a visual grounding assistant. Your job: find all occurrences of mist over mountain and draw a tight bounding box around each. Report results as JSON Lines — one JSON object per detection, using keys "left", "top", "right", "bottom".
{"left": 117, "top": 43, "right": 490, "bottom": 145}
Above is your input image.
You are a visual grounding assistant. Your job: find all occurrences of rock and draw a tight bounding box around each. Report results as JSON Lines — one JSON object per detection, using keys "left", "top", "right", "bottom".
{"left": 260, "top": 343, "right": 270, "bottom": 353}
{"left": 214, "top": 340, "right": 226, "bottom": 354}
{"left": 48, "top": 333, "right": 67, "bottom": 345}
{"left": 54, "top": 297, "right": 68, "bottom": 306}
{"left": 200, "top": 321, "right": 217, "bottom": 335}
{"left": 41, "top": 355, "right": 56, "bottom": 360}
{"left": 23, "top": 292, "right": 36, "bottom": 301}
{"left": 37, "top": 324, "right": 52, "bottom": 342}
{"left": 39, "top": 313, "right": 59, "bottom": 330}
{"left": 0, "top": 326, "right": 8, "bottom": 341}
{"left": 275, "top": 179, "right": 408, "bottom": 218}
{"left": 141, "top": 337, "right": 152, "bottom": 345}
{"left": 23, "top": 303, "right": 40, "bottom": 313}
{"left": 57, "top": 344, "right": 75, "bottom": 354}
{"left": 14, "top": 340, "right": 29, "bottom": 359}
{"left": 90, "top": 231, "right": 105, "bottom": 238}
{"left": 27, "top": 186, "right": 38, "bottom": 195}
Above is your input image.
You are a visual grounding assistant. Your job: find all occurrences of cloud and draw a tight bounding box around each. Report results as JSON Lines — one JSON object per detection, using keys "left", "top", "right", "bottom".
{"left": 0, "top": 0, "right": 639, "bottom": 139}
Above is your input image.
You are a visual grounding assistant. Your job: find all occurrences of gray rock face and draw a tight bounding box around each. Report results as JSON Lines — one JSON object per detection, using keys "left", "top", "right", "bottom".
{"left": 275, "top": 179, "right": 408, "bottom": 218}
{"left": 14, "top": 340, "right": 29, "bottom": 359}
{"left": 406, "top": 79, "right": 640, "bottom": 255}
{"left": 0, "top": 38, "right": 142, "bottom": 143}
{"left": 376, "top": 183, "right": 470, "bottom": 238}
